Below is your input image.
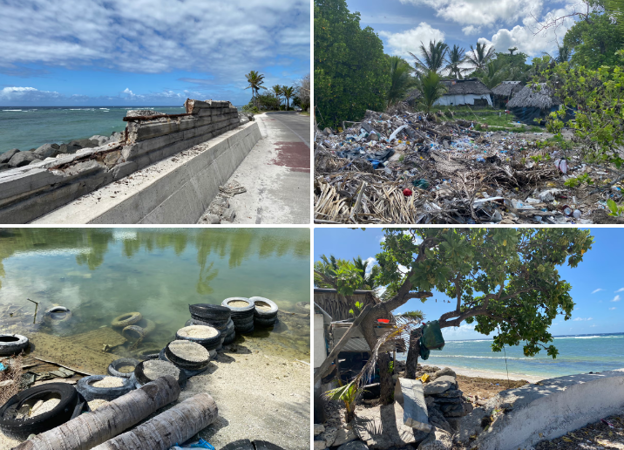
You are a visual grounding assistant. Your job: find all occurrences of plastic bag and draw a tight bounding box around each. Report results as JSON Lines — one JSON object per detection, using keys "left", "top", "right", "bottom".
{"left": 170, "top": 439, "right": 215, "bottom": 449}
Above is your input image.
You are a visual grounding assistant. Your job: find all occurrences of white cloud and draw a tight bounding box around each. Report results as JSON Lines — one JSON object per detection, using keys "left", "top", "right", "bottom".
{"left": 613, "top": 295, "right": 621, "bottom": 302}
{"left": 122, "top": 88, "right": 134, "bottom": 96}
{"left": 0, "top": 0, "right": 309, "bottom": 84}
{"left": 615, "top": 288, "right": 624, "bottom": 293}
{"left": 0, "top": 86, "right": 61, "bottom": 102}
{"left": 609, "top": 307, "right": 617, "bottom": 311}
{"left": 398, "top": 0, "right": 544, "bottom": 26}
{"left": 462, "top": 25, "right": 482, "bottom": 36}
{"left": 363, "top": 257, "right": 377, "bottom": 275}
{"left": 479, "top": 1, "right": 579, "bottom": 57}
{"left": 592, "top": 288, "right": 603, "bottom": 294}
{"left": 573, "top": 317, "right": 593, "bottom": 321}
{"left": 379, "top": 23, "right": 445, "bottom": 59}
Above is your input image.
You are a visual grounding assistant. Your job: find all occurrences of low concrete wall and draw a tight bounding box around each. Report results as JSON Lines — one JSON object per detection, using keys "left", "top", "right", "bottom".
{"left": 0, "top": 99, "right": 242, "bottom": 223}
{"left": 35, "top": 121, "right": 261, "bottom": 224}
{"left": 459, "top": 369, "right": 624, "bottom": 450}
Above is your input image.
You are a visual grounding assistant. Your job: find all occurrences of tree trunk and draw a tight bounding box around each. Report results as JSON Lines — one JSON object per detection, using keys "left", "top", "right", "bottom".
{"left": 405, "top": 329, "right": 422, "bottom": 379}
{"left": 14, "top": 376, "right": 181, "bottom": 450}
{"left": 92, "top": 393, "right": 218, "bottom": 450}
{"left": 361, "top": 318, "right": 394, "bottom": 405}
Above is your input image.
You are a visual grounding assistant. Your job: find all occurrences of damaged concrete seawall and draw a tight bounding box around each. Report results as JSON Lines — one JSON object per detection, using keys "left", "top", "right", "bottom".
{"left": 460, "top": 369, "right": 624, "bottom": 450}
{"left": 0, "top": 99, "right": 242, "bottom": 223}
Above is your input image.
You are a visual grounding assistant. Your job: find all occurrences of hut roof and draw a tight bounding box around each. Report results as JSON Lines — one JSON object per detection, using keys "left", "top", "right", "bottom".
{"left": 313, "top": 288, "right": 380, "bottom": 321}
{"left": 406, "top": 78, "right": 491, "bottom": 102}
{"left": 492, "top": 81, "right": 524, "bottom": 97}
{"left": 506, "top": 83, "right": 561, "bottom": 110}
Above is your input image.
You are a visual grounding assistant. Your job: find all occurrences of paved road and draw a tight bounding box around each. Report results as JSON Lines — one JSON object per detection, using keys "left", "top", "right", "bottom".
{"left": 220, "top": 112, "right": 310, "bottom": 224}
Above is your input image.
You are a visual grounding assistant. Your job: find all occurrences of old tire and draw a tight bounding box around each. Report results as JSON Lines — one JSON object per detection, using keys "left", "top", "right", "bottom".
{"left": 135, "top": 347, "right": 161, "bottom": 360}
{"left": 121, "top": 325, "right": 145, "bottom": 342}
{"left": 222, "top": 332, "right": 236, "bottom": 345}
{"left": 134, "top": 359, "right": 182, "bottom": 386}
{"left": 255, "top": 316, "right": 277, "bottom": 328}
{"left": 250, "top": 297, "right": 278, "bottom": 319}
{"left": 76, "top": 375, "right": 135, "bottom": 401}
{"left": 0, "top": 383, "right": 78, "bottom": 440}
{"left": 165, "top": 340, "right": 211, "bottom": 371}
{"left": 108, "top": 358, "right": 140, "bottom": 378}
{"left": 45, "top": 306, "right": 72, "bottom": 323}
{"left": 0, "top": 334, "right": 29, "bottom": 356}
{"left": 111, "top": 312, "right": 142, "bottom": 328}
{"left": 222, "top": 297, "right": 254, "bottom": 313}
{"left": 176, "top": 325, "right": 222, "bottom": 350}
{"left": 188, "top": 304, "right": 231, "bottom": 321}
{"left": 135, "top": 318, "right": 156, "bottom": 336}
{"left": 188, "top": 315, "right": 229, "bottom": 329}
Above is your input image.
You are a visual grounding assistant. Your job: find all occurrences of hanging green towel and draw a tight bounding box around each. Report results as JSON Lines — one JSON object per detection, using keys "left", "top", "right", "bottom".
{"left": 421, "top": 320, "right": 445, "bottom": 350}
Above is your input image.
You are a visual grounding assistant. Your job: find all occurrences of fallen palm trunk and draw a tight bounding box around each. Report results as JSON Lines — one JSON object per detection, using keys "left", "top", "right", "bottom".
{"left": 14, "top": 376, "right": 181, "bottom": 450}
{"left": 92, "top": 393, "right": 218, "bottom": 450}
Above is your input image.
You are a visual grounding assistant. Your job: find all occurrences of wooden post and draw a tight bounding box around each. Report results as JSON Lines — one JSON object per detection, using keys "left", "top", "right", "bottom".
{"left": 314, "top": 305, "right": 371, "bottom": 384}
{"left": 92, "top": 393, "right": 218, "bottom": 450}
{"left": 14, "top": 376, "right": 181, "bottom": 450}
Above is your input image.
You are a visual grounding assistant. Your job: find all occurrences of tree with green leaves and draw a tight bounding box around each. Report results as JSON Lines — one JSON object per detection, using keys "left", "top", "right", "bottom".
{"left": 314, "top": 254, "right": 381, "bottom": 291}
{"left": 466, "top": 42, "right": 496, "bottom": 72}
{"left": 445, "top": 44, "right": 468, "bottom": 79}
{"left": 386, "top": 56, "right": 414, "bottom": 107}
{"left": 317, "top": 228, "right": 593, "bottom": 404}
{"left": 271, "top": 85, "right": 283, "bottom": 109}
{"left": 282, "top": 85, "right": 294, "bottom": 110}
{"left": 409, "top": 40, "right": 449, "bottom": 75}
{"left": 477, "top": 60, "right": 507, "bottom": 89}
{"left": 414, "top": 71, "right": 447, "bottom": 113}
{"left": 315, "top": 0, "right": 389, "bottom": 128}
{"left": 543, "top": 41, "right": 573, "bottom": 64}
{"left": 244, "top": 71, "right": 266, "bottom": 107}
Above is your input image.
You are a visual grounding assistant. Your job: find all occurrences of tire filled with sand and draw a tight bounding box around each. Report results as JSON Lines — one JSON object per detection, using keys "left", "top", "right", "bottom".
{"left": 166, "top": 340, "right": 211, "bottom": 371}
{"left": 137, "top": 360, "right": 181, "bottom": 385}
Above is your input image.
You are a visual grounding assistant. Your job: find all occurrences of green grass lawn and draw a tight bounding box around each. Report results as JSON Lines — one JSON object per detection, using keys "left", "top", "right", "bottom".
{"left": 438, "top": 106, "right": 544, "bottom": 133}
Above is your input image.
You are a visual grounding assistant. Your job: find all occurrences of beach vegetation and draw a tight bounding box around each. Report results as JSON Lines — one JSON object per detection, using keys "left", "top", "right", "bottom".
{"left": 386, "top": 56, "right": 414, "bottom": 108}
{"left": 244, "top": 70, "right": 266, "bottom": 108}
{"left": 409, "top": 40, "right": 449, "bottom": 75}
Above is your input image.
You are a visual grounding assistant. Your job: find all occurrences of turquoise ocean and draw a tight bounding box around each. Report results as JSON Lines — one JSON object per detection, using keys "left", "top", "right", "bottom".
{"left": 397, "top": 333, "right": 624, "bottom": 379}
{"left": 0, "top": 106, "right": 241, "bottom": 154}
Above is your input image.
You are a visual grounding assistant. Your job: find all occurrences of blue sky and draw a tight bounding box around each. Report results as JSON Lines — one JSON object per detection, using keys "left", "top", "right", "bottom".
{"left": 0, "top": 0, "right": 310, "bottom": 107}
{"left": 346, "top": 0, "right": 580, "bottom": 63}
{"left": 315, "top": 228, "right": 624, "bottom": 340}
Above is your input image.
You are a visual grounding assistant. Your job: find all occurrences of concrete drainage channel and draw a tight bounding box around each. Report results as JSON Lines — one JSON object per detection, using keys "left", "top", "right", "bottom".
{"left": 0, "top": 99, "right": 260, "bottom": 224}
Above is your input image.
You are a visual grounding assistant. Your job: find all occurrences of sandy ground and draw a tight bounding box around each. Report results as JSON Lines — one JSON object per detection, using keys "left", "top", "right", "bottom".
{"left": 184, "top": 341, "right": 310, "bottom": 449}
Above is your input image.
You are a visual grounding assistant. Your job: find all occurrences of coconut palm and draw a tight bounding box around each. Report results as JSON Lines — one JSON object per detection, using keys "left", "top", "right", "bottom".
{"left": 445, "top": 44, "right": 468, "bottom": 79}
{"left": 466, "top": 42, "right": 496, "bottom": 72}
{"left": 543, "top": 42, "right": 572, "bottom": 64}
{"left": 409, "top": 40, "right": 449, "bottom": 75}
{"left": 282, "top": 85, "right": 294, "bottom": 110}
{"left": 478, "top": 61, "right": 507, "bottom": 89}
{"left": 271, "top": 85, "right": 283, "bottom": 110}
{"left": 245, "top": 71, "right": 266, "bottom": 107}
{"left": 386, "top": 56, "right": 414, "bottom": 107}
{"left": 415, "top": 71, "right": 448, "bottom": 113}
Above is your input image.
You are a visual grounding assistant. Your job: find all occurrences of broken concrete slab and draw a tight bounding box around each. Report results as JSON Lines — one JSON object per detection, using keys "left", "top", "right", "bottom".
{"left": 423, "top": 375, "right": 456, "bottom": 396}
{"left": 395, "top": 378, "right": 431, "bottom": 432}
{"left": 353, "top": 402, "right": 419, "bottom": 450}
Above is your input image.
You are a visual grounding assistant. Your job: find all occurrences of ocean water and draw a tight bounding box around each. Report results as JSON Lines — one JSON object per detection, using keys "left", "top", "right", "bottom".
{"left": 397, "top": 333, "right": 624, "bottom": 379}
{"left": 0, "top": 105, "right": 240, "bottom": 154}
{"left": 0, "top": 228, "right": 310, "bottom": 360}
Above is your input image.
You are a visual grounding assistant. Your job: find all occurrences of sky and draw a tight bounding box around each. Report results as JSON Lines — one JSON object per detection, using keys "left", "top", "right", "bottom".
{"left": 0, "top": 0, "right": 310, "bottom": 107}
{"left": 314, "top": 228, "right": 624, "bottom": 340}
{"left": 345, "top": 0, "right": 581, "bottom": 62}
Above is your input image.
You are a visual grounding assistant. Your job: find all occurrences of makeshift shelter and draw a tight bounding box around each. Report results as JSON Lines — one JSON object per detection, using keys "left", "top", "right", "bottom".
{"left": 406, "top": 78, "right": 493, "bottom": 108}
{"left": 506, "top": 83, "right": 566, "bottom": 125}
{"left": 313, "top": 288, "right": 379, "bottom": 321}
{"left": 491, "top": 81, "right": 524, "bottom": 108}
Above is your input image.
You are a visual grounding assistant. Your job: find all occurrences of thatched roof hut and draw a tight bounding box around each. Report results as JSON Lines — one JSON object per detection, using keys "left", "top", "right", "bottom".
{"left": 406, "top": 78, "right": 493, "bottom": 107}
{"left": 506, "top": 83, "right": 565, "bottom": 125}
{"left": 492, "top": 81, "right": 524, "bottom": 98}
{"left": 506, "top": 83, "right": 560, "bottom": 110}
{"left": 314, "top": 288, "right": 379, "bottom": 321}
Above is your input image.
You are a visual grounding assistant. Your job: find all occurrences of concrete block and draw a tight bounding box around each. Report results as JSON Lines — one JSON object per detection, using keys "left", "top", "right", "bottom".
{"left": 134, "top": 120, "right": 181, "bottom": 142}
{"left": 395, "top": 378, "right": 431, "bottom": 432}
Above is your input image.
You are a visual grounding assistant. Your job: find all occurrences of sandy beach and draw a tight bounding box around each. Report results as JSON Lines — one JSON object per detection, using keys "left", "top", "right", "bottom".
{"left": 444, "top": 364, "right": 545, "bottom": 383}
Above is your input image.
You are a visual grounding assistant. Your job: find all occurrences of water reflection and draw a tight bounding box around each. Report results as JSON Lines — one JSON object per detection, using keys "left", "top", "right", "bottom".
{"left": 0, "top": 228, "right": 310, "bottom": 360}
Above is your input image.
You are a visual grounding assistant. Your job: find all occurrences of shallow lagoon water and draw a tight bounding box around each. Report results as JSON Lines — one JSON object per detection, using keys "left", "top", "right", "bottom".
{"left": 0, "top": 228, "right": 310, "bottom": 362}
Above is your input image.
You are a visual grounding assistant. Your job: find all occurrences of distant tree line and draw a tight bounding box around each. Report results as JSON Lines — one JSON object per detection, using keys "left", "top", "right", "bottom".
{"left": 243, "top": 71, "right": 310, "bottom": 113}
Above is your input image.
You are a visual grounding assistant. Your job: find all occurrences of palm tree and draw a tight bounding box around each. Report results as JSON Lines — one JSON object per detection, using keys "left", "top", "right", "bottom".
{"left": 386, "top": 56, "right": 414, "bottom": 107}
{"left": 543, "top": 42, "right": 572, "bottom": 64}
{"left": 409, "top": 40, "right": 449, "bottom": 75}
{"left": 245, "top": 71, "right": 266, "bottom": 107}
{"left": 445, "top": 45, "right": 468, "bottom": 79}
{"left": 478, "top": 60, "right": 507, "bottom": 89}
{"left": 271, "top": 85, "right": 283, "bottom": 110}
{"left": 282, "top": 85, "right": 294, "bottom": 110}
{"left": 415, "top": 71, "right": 448, "bottom": 113}
{"left": 466, "top": 42, "right": 496, "bottom": 72}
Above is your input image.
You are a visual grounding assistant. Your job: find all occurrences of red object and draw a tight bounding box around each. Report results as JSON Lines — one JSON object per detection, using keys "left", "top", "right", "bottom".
{"left": 403, "top": 188, "right": 413, "bottom": 197}
{"left": 377, "top": 319, "right": 390, "bottom": 324}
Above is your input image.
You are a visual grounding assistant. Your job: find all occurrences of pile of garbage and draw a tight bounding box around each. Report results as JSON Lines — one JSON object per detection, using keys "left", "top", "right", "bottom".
{"left": 314, "top": 108, "right": 624, "bottom": 224}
